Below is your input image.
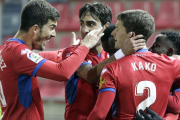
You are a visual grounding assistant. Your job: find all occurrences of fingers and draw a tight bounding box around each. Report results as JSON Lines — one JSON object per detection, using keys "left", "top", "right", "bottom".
{"left": 135, "top": 113, "right": 145, "bottom": 120}
{"left": 71, "top": 32, "right": 76, "bottom": 41}
{"left": 146, "top": 107, "right": 156, "bottom": 116}
{"left": 131, "top": 34, "right": 144, "bottom": 40}
{"left": 97, "top": 33, "right": 104, "bottom": 38}
{"left": 135, "top": 42, "right": 146, "bottom": 47}
{"left": 95, "top": 27, "right": 103, "bottom": 35}
{"left": 57, "top": 51, "right": 62, "bottom": 57}
{"left": 134, "top": 46, "right": 145, "bottom": 52}
{"left": 139, "top": 109, "right": 152, "bottom": 120}
{"left": 133, "top": 39, "right": 146, "bottom": 44}
{"left": 88, "top": 29, "right": 97, "bottom": 36}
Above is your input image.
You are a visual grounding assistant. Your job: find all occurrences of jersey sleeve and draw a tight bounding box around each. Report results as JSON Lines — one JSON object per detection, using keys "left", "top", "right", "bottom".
{"left": 36, "top": 45, "right": 89, "bottom": 81}
{"left": 98, "top": 64, "right": 116, "bottom": 94}
{"left": 167, "top": 90, "right": 180, "bottom": 114}
{"left": 62, "top": 45, "right": 92, "bottom": 69}
{"left": 163, "top": 113, "right": 179, "bottom": 120}
{"left": 87, "top": 91, "right": 116, "bottom": 120}
{"left": 38, "top": 49, "right": 64, "bottom": 62}
{"left": 12, "top": 44, "right": 47, "bottom": 76}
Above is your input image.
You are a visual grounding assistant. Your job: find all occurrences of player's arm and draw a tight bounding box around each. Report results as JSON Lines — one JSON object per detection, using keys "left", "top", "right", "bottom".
{"left": 163, "top": 113, "right": 179, "bottom": 120}
{"left": 88, "top": 64, "right": 116, "bottom": 119}
{"left": 87, "top": 91, "right": 115, "bottom": 120}
{"left": 76, "top": 35, "right": 145, "bottom": 84}
{"left": 13, "top": 28, "right": 104, "bottom": 81}
{"left": 167, "top": 90, "right": 180, "bottom": 114}
{"left": 38, "top": 49, "right": 64, "bottom": 62}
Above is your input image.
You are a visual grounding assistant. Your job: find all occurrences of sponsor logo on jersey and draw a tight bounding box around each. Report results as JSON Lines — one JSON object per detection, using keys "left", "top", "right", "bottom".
{"left": 99, "top": 77, "right": 107, "bottom": 89}
{"left": 23, "top": 49, "right": 43, "bottom": 63}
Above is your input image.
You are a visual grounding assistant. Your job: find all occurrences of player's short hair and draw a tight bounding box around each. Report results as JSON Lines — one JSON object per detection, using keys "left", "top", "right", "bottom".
{"left": 101, "top": 24, "right": 115, "bottom": 42}
{"left": 161, "top": 31, "right": 180, "bottom": 55}
{"left": 117, "top": 9, "right": 155, "bottom": 41}
{"left": 20, "top": 0, "right": 60, "bottom": 32}
{"left": 79, "top": 2, "right": 112, "bottom": 26}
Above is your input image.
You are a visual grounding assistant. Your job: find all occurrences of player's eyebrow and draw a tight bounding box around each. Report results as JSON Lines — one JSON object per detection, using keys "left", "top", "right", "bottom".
{"left": 50, "top": 24, "right": 57, "bottom": 28}
{"left": 86, "top": 20, "right": 96, "bottom": 24}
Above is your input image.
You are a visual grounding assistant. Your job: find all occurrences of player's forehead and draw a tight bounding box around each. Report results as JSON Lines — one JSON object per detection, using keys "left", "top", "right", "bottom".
{"left": 80, "top": 11, "right": 101, "bottom": 24}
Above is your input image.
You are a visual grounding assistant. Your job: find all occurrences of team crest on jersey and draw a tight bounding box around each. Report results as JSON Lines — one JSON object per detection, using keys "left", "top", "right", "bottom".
{"left": 99, "top": 77, "right": 107, "bottom": 89}
{"left": 22, "top": 49, "right": 43, "bottom": 63}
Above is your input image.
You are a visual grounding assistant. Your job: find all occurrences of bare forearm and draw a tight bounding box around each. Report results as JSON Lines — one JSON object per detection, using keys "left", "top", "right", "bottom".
{"left": 87, "top": 55, "right": 116, "bottom": 83}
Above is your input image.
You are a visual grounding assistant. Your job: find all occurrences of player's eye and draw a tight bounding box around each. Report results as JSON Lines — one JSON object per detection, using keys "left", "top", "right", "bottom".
{"left": 80, "top": 22, "right": 84, "bottom": 27}
{"left": 87, "top": 22, "right": 95, "bottom": 27}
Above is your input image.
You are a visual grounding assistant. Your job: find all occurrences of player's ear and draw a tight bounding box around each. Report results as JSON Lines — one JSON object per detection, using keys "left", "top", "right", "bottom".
{"left": 167, "top": 48, "right": 174, "bottom": 56}
{"left": 32, "top": 24, "right": 39, "bottom": 34}
{"left": 128, "top": 32, "right": 136, "bottom": 38}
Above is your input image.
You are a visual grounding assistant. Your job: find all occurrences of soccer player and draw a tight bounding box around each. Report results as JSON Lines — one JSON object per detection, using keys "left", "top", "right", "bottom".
{"left": 101, "top": 25, "right": 180, "bottom": 120}
{"left": 0, "top": 0, "right": 104, "bottom": 120}
{"left": 135, "top": 31, "right": 180, "bottom": 120}
{"left": 62, "top": 3, "right": 146, "bottom": 120}
{"left": 87, "top": 9, "right": 180, "bottom": 120}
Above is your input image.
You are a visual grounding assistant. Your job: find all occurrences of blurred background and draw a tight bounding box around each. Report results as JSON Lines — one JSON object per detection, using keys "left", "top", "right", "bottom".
{"left": 0, "top": 0, "right": 180, "bottom": 120}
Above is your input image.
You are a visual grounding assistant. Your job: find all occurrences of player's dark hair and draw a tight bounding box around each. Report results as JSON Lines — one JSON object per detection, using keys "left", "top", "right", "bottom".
{"left": 117, "top": 9, "right": 155, "bottom": 41}
{"left": 20, "top": 0, "right": 60, "bottom": 32}
{"left": 161, "top": 31, "right": 180, "bottom": 55}
{"left": 79, "top": 2, "right": 112, "bottom": 26}
{"left": 101, "top": 24, "right": 115, "bottom": 42}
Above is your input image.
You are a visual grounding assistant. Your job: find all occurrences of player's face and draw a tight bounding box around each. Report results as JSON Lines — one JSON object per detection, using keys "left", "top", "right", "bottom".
{"left": 80, "top": 12, "right": 102, "bottom": 39}
{"left": 33, "top": 20, "right": 57, "bottom": 51}
{"left": 148, "top": 34, "right": 171, "bottom": 55}
{"left": 102, "top": 36, "right": 118, "bottom": 55}
{"left": 111, "top": 20, "right": 131, "bottom": 49}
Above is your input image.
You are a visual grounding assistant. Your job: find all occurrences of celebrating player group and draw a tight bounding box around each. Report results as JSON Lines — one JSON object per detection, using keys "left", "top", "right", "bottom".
{"left": 0, "top": 0, "right": 180, "bottom": 120}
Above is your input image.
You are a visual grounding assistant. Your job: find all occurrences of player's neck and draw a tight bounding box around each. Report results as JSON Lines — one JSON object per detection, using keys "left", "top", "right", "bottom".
{"left": 142, "top": 45, "right": 147, "bottom": 49}
{"left": 14, "top": 30, "right": 33, "bottom": 50}
{"left": 90, "top": 43, "right": 103, "bottom": 55}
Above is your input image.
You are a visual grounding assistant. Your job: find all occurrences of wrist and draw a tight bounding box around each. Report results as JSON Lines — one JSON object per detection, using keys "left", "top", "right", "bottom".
{"left": 80, "top": 43, "right": 90, "bottom": 49}
{"left": 114, "top": 49, "right": 125, "bottom": 60}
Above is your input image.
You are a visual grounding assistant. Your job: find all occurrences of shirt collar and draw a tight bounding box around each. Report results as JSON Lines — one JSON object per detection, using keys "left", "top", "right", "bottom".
{"left": 136, "top": 49, "right": 148, "bottom": 52}
{"left": 7, "top": 38, "right": 25, "bottom": 44}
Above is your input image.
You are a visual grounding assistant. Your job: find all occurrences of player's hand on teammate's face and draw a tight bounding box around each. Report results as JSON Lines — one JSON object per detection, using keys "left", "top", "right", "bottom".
{"left": 135, "top": 107, "right": 164, "bottom": 120}
{"left": 70, "top": 32, "right": 81, "bottom": 45}
{"left": 80, "top": 27, "right": 105, "bottom": 49}
{"left": 121, "top": 34, "right": 146, "bottom": 56}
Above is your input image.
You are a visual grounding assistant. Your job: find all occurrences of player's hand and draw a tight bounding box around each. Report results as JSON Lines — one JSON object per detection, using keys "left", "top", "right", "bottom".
{"left": 121, "top": 34, "right": 146, "bottom": 56}
{"left": 135, "top": 107, "right": 164, "bottom": 120}
{"left": 80, "top": 27, "right": 105, "bottom": 49}
{"left": 70, "top": 32, "right": 80, "bottom": 45}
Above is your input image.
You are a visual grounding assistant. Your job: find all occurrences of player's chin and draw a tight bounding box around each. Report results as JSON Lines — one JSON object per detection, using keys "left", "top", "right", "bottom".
{"left": 114, "top": 44, "right": 119, "bottom": 49}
